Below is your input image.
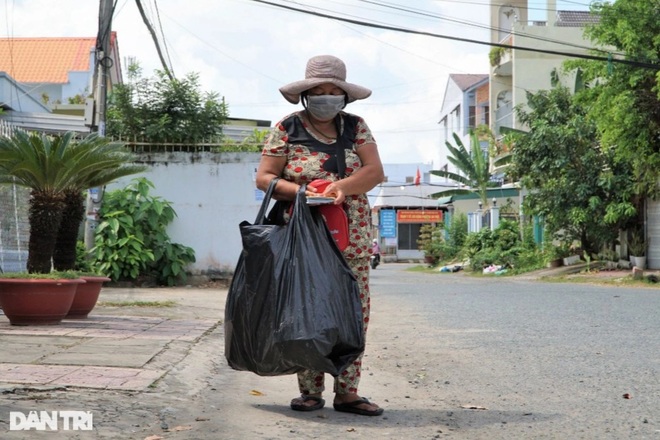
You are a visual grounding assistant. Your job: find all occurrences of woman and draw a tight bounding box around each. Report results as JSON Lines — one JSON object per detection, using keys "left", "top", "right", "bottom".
{"left": 255, "top": 54, "right": 385, "bottom": 416}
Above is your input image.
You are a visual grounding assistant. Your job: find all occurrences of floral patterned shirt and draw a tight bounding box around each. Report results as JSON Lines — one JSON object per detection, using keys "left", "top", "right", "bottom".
{"left": 262, "top": 111, "right": 376, "bottom": 260}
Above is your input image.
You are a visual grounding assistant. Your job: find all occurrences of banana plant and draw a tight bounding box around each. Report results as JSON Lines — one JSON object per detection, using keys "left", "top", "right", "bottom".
{"left": 430, "top": 131, "right": 501, "bottom": 208}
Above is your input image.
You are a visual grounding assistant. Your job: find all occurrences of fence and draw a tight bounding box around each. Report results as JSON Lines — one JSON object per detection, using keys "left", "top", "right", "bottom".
{"left": 467, "top": 205, "right": 501, "bottom": 233}
{"left": 0, "top": 119, "right": 30, "bottom": 272}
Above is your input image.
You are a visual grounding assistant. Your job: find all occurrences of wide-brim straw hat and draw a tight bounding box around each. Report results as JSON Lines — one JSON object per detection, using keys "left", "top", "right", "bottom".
{"left": 279, "top": 55, "right": 372, "bottom": 104}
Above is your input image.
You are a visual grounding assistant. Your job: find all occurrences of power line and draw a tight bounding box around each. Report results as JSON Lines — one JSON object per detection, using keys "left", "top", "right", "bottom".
{"left": 151, "top": 0, "right": 175, "bottom": 77}
{"left": 431, "top": 0, "right": 591, "bottom": 12}
{"left": 251, "top": 0, "right": 660, "bottom": 71}
{"left": 355, "top": 0, "right": 622, "bottom": 56}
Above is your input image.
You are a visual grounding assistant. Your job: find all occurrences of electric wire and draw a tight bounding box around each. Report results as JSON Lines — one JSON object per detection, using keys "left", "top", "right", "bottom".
{"left": 152, "top": 0, "right": 175, "bottom": 78}
{"left": 430, "top": 0, "right": 591, "bottom": 12}
{"left": 355, "top": 0, "right": 617, "bottom": 55}
{"left": 2, "top": 0, "right": 21, "bottom": 112}
{"left": 251, "top": 0, "right": 660, "bottom": 70}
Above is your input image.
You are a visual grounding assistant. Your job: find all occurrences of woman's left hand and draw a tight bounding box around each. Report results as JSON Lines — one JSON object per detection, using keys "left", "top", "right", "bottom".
{"left": 322, "top": 182, "right": 346, "bottom": 204}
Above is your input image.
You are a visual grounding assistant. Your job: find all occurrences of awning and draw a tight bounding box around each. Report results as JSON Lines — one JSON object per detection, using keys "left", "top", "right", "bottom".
{"left": 435, "top": 196, "right": 453, "bottom": 205}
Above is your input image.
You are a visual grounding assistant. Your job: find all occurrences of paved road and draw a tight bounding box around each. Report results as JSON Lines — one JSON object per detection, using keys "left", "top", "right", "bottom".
{"left": 366, "top": 263, "right": 660, "bottom": 439}
{"left": 1, "top": 264, "right": 658, "bottom": 439}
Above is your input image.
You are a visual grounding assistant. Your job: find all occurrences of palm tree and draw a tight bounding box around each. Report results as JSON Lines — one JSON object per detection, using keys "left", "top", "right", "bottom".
{"left": 430, "top": 131, "right": 500, "bottom": 208}
{"left": 0, "top": 130, "right": 144, "bottom": 273}
{"left": 52, "top": 134, "right": 146, "bottom": 271}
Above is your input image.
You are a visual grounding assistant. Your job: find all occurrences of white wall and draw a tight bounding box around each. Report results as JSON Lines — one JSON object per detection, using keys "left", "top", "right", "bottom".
{"left": 106, "top": 152, "right": 264, "bottom": 277}
{"left": 439, "top": 79, "right": 472, "bottom": 174}
{"left": 511, "top": 24, "right": 586, "bottom": 125}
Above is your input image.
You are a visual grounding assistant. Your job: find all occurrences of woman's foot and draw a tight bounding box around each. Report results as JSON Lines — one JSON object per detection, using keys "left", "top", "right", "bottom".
{"left": 333, "top": 393, "right": 384, "bottom": 416}
{"left": 290, "top": 393, "right": 325, "bottom": 412}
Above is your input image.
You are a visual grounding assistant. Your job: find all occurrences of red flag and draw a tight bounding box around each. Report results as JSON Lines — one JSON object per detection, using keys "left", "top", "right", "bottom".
{"left": 414, "top": 167, "right": 421, "bottom": 186}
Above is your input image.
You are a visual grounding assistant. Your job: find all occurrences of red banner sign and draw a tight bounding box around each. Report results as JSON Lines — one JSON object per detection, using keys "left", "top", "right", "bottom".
{"left": 396, "top": 210, "right": 443, "bottom": 223}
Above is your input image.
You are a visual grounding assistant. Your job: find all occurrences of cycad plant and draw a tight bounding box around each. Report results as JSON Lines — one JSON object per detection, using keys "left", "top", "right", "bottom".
{"left": 0, "top": 130, "right": 144, "bottom": 273}
{"left": 53, "top": 134, "right": 146, "bottom": 271}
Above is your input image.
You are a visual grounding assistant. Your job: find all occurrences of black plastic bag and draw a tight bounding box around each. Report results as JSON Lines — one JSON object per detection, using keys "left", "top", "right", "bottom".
{"left": 224, "top": 180, "right": 364, "bottom": 376}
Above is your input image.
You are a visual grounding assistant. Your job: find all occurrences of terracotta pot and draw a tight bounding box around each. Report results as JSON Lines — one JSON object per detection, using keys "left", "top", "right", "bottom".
{"left": 424, "top": 255, "right": 438, "bottom": 265}
{"left": 548, "top": 258, "right": 563, "bottom": 268}
{"left": 0, "top": 278, "right": 85, "bottom": 325}
{"left": 66, "top": 276, "right": 111, "bottom": 319}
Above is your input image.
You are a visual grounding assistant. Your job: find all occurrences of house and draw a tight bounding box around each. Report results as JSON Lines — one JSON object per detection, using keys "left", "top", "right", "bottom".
{"left": 487, "top": 1, "right": 660, "bottom": 266}
{"left": 0, "top": 34, "right": 123, "bottom": 133}
{"left": 438, "top": 73, "right": 489, "bottom": 173}
{"left": 370, "top": 164, "right": 453, "bottom": 261}
{"left": 489, "top": 0, "right": 597, "bottom": 136}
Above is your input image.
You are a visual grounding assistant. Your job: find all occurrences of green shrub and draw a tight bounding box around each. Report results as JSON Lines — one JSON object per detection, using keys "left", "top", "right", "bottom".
{"left": 464, "top": 219, "right": 544, "bottom": 273}
{"left": 74, "top": 241, "right": 94, "bottom": 273}
{"left": 445, "top": 212, "right": 468, "bottom": 260}
{"left": 91, "top": 177, "right": 196, "bottom": 286}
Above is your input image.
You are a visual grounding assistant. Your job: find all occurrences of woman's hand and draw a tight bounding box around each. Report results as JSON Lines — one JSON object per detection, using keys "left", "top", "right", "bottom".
{"left": 320, "top": 182, "right": 346, "bottom": 204}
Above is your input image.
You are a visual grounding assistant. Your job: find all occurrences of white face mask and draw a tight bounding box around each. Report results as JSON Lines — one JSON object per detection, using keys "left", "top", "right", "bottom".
{"left": 306, "top": 95, "right": 345, "bottom": 121}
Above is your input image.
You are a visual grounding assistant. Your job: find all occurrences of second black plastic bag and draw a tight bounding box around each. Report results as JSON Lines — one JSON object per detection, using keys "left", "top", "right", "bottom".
{"left": 225, "top": 182, "right": 364, "bottom": 377}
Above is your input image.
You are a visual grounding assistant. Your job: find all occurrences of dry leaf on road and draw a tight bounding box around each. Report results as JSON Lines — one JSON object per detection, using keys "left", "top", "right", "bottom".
{"left": 460, "top": 404, "right": 488, "bottom": 410}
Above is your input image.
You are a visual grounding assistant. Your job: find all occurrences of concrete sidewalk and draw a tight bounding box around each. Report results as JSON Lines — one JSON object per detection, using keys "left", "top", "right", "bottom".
{"left": 0, "top": 286, "right": 224, "bottom": 392}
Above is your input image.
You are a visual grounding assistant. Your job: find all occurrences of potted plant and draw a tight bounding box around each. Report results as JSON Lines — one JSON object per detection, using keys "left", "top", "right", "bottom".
{"left": 627, "top": 229, "right": 646, "bottom": 269}
{"left": 0, "top": 130, "right": 142, "bottom": 325}
{"left": 544, "top": 244, "right": 563, "bottom": 268}
{"left": 0, "top": 271, "right": 84, "bottom": 325}
{"left": 52, "top": 133, "right": 145, "bottom": 271}
{"left": 66, "top": 271, "right": 111, "bottom": 319}
{"left": 417, "top": 224, "right": 444, "bottom": 265}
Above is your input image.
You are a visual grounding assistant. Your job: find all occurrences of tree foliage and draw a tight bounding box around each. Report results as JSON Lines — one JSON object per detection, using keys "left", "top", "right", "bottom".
{"left": 430, "top": 131, "right": 500, "bottom": 208}
{"left": 565, "top": 0, "right": 660, "bottom": 223}
{"left": 507, "top": 86, "right": 627, "bottom": 254}
{"left": 106, "top": 64, "right": 229, "bottom": 143}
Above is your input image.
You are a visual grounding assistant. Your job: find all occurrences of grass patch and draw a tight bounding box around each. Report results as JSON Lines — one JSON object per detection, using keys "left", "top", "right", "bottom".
{"left": 542, "top": 273, "right": 659, "bottom": 288}
{"left": 407, "top": 265, "right": 436, "bottom": 273}
{"left": 97, "top": 300, "right": 177, "bottom": 308}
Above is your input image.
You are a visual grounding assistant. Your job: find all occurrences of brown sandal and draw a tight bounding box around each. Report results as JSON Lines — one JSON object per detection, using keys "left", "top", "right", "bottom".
{"left": 333, "top": 398, "right": 384, "bottom": 416}
{"left": 290, "top": 395, "right": 325, "bottom": 412}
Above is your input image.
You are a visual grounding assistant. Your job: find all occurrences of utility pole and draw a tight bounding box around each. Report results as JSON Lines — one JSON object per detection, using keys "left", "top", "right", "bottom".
{"left": 84, "top": 0, "right": 114, "bottom": 250}
{"left": 134, "top": 0, "right": 174, "bottom": 80}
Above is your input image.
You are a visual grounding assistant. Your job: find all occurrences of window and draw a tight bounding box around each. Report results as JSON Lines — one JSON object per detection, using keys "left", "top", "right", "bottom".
{"left": 469, "top": 106, "right": 476, "bottom": 130}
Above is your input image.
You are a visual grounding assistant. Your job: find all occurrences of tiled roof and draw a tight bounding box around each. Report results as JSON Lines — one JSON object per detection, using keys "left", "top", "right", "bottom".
{"left": 0, "top": 37, "right": 96, "bottom": 84}
{"left": 450, "top": 74, "right": 489, "bottom": 91}
{"left": 556, "top": 11, "right": 600, "bottom": 27}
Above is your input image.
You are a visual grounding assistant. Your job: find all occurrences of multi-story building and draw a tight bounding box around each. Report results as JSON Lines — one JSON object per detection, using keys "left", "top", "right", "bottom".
{"left": 489, "top": 0, "right": 598, "bottom": 136}
{"left": 438, "top": 73, "right": 489, "bottom": 172}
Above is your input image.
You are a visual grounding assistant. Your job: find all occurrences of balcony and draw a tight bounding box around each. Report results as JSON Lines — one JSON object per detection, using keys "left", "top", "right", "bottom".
{"left": 491, "top": 34, "right": 513, "bottom": 77}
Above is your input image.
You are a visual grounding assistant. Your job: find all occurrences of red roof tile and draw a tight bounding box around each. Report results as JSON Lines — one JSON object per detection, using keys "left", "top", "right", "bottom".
{"left": 0, "top": 37, "right": 96, "bottom": 84}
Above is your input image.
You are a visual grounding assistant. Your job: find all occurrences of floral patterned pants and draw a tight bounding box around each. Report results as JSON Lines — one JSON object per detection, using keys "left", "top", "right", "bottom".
{"left": 296, "top": 257, "right": 371, "bottom": 396}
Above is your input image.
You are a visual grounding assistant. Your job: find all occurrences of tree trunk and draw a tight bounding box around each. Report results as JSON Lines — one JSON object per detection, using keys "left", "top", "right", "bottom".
{"left": 27, "top": 191, "right": 65, "bottom": 273}
{"left": 53, "top": 190, "right": 86, "bottom": 271}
